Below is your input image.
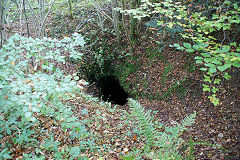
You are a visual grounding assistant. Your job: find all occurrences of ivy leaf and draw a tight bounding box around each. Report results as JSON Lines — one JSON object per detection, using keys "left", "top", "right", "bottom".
{"left": 202, "top": 43, "right": 209, "bottom": 48}
{"left": 174, "top": 43, "right": 184, "bottom": 50}
{"left": 232, "top": 61, "right": 240, "bottom": 67}
{"left": 183, "top": 43, "right": 191, "bottom": 49}
{"left": 25, "top": 112, "right": 32, "bottom": 119}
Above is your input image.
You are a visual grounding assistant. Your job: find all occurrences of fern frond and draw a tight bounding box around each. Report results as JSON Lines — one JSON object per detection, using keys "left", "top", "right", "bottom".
{"left": 128, "top": 98, "right": 156, "bottom": 146}
{"left": 128, "top": 98, "right": 196, "bottom": 160}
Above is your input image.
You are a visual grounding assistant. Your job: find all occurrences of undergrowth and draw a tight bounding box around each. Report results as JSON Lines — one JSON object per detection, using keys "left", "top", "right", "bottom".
{"left": 0, "top": 33, "right": 198, "bottom": 160}
{"left": 128, "top": 98, "right": 196, "bottom": 159}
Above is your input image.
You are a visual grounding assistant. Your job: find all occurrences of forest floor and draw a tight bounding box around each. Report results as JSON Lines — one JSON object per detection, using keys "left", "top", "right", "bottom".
{"left": 57, "top": 27, "right": 240, "bottom": 159}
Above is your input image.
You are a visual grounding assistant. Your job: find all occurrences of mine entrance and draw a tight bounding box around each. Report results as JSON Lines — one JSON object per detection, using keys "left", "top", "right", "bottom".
{"left": 95, "top": 75, "right": 129, "bottom": 105}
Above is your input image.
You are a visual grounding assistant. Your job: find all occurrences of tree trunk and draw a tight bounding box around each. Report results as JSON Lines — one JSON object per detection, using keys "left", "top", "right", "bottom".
{"left": 0, "top": 0, "right": 4, "bottom": 48}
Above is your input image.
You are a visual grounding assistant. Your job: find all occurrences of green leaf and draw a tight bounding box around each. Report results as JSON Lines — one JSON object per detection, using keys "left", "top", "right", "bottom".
{"left": 200, "top": 53, "right": 211, "bottom": 57}
{"left": 194, "top": 56, "right": 203, "bottom": 60}
{"left": 204, "top": 58, "right": 211, "bottom": 63}
{"left": 69, "top": 146, "right": 80, "bottom": 157}
{"left": 214, "top": 79, "right": 221, "bottom": 84}
{"left": 208, "top": 94, "right": 220, "bottom": 106}
{"left": 217, "top": 64, "right": 231, "bottom": 71}
{"left": 212, "top": 87, "right": 218, "bottom": 93}
{"left": 212, "top": 60, "right": 222, "bottom": 65}
{"left": 186, "top": 49, "right": 195, "bottom": 52}
{"left": 205, "top": 63, "right": 215, "bottom": 68}
{"left": 222, "top": 45, "right": 230, "bottom": 52}
{"left": 173, "top": 43, "right": 180, "bottom": 48}
{"left": 202, "top": 84, "right": 210, "bottom": 92}
{"left": 25, "top": 112, "right": 32, "bottom": 119}
{"left": 200, "top": 68, "right": 207, "bottom": 71}
{"left": 204, "top": 75, "right": 211, "bottom": 83}
{"left": 202, "top": 43, "right": 209, "bottom": 48}
{"left": 193, "top": 44, "right": 200, "bottom": 50}
{"left": 223, "top": 72, "right": 231, "bottom": 80}
{"left": 183, "top": 43, "right": 191, "bottom": 49}
{"left": 232, "top": 61, "right": 240, "bottom": 67}
{"left": 196, "top": 60, "right": 203, "bottom": 64}
{"left": 209, "top": 67, "right": 217, "bottom": 73}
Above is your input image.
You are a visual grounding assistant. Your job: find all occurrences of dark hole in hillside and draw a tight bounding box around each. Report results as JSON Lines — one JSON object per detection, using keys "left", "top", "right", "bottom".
{"left": 95, "top": 75, "right": 129, "bottom": 105}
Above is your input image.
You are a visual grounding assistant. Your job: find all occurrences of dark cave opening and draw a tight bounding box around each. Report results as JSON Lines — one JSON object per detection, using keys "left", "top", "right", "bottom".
{"left": 96, "top": 75, "right": 129, "bottom": 105}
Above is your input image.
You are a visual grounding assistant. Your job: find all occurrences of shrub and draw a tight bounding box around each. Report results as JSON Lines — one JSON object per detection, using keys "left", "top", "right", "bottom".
{"left": 0, "top": 33, "right": 94, "bottom": 159}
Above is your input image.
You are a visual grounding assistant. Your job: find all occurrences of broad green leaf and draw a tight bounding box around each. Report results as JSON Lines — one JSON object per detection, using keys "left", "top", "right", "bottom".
{"left": 204, "top": 63, "right": 215, "bottom": 68}
{"left": 173, "top": 43, "right": 180, "bottom": 48}
{"left": 186, "top": 49, "right": 195, "bottom": 52}
{"left": 204, "top": 58, "right": 211, "bottom": 63}
{"left": 200, "top": 67, "right": 207, "bottom": 71}
{"left": 69, "top": 146, "right": 80, "bottom": 157}
{"left": 202, "top": 43, "right": 209, "bottom": 48}
{"left": 217, "top": 64, "right": 231, "bottom": 71}
{"left": 200, "top": 53, "right": 211, "bottom": 57}
{"left": 196, "top": 60, "right": 203, "bottom": 64}
{"left": 222, "top": 45, "right": 230, "bottom": 52}
{"left": 194, "top": 56, "right": 203, "bottom": 60}
{"left": 183, "top": 43, "right": 191, "bottom": 49}
{"left": 193, "top": 44, "right": 200, "bottom": 50}
{"left": 212, "top": 60, "right": 222, "bottom": 65}
{"left": 232, "top": 61, "right": 240, "bottom": 67}
{"left": 209, "top": 67, "right": 217, "bottom": 73}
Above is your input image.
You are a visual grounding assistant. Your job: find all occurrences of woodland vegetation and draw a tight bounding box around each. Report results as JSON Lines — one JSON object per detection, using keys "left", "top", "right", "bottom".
{"left": 0, "top": 0, "right": 239, "bottom": 159}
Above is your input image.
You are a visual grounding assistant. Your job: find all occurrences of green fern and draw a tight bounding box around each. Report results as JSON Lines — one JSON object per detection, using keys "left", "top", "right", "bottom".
{"left": 128, "top": 98, "right": 156, "bottom": 148}
{"left": 128, "top": 98, "right": 196, "bottom": 159}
